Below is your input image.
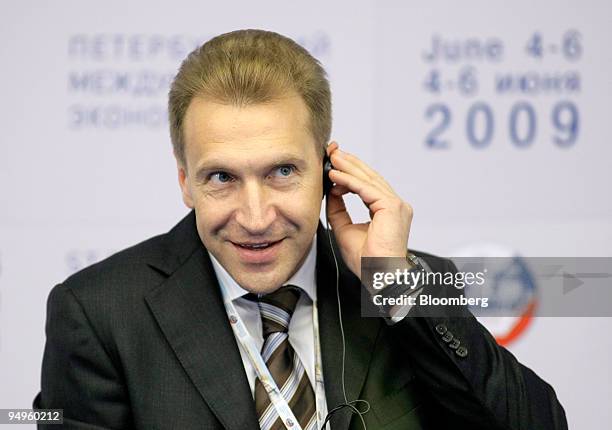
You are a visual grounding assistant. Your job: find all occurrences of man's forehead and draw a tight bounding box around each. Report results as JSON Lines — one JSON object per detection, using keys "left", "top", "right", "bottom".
{"left": 182, "top": 95, "right": 319, "bottom": 169}
{"left": 184, "top": 95, "right": 311, "bottom": 144}
{"left": 188, "top": 131, "right": 315, "bottom": 162}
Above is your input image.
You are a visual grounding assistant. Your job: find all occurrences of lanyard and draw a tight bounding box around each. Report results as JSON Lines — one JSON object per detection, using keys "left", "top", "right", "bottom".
{"left": 218, "top": 283, "right": 327, "bottom": 430}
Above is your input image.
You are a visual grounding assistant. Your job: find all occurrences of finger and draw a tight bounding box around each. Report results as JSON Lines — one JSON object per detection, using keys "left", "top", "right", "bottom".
{"left": 334, "top": 150, "right": 395, "bottom": 194}
{"left": 331, "top": 183, "right": 375, "bottom": 215}
{"left": 325, "top": 189, "right": 353, "bottom": 231}
{"left": 326, "top": 141, "right": 339, "bottom": 157}
{"left": 329, "top": 168, "right": 392, "bottom": 209}
{"left": 330, "top": 152, "right": 392, "bottom": 199}
{"left": 329, "top": 149, "right": 373, "bottom": 185}
{"left": 331, "top": 149, "right": 395, "bottom": 195}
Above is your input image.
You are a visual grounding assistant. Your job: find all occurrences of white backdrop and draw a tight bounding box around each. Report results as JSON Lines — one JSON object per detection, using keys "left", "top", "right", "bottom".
{"left": 1, "top": 0, "right": 610, "bottom": 428}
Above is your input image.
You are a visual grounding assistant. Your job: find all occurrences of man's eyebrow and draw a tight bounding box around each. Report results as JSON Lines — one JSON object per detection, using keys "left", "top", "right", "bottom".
{"left": 194, "top": 155, "right": 308, "bottom": 181}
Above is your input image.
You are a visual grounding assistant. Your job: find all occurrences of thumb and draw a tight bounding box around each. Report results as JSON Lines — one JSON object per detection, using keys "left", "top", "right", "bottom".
{"left": 325, "top": 191, "right": 353, "bottom": 231}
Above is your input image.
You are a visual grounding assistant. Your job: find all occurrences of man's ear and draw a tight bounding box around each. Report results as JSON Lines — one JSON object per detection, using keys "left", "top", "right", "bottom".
{"left": 176, "top": 158, "right": 194, "bottom": 209}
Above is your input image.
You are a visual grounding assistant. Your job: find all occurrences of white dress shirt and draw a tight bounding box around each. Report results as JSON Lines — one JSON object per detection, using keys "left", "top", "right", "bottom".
{"left": 208, "top": 233, "right": 328, "bottom": 421}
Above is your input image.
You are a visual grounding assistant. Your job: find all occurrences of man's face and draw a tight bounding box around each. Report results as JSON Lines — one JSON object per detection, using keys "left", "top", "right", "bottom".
{"left": 178, "top": 92, "right": 324, "bottom": 294}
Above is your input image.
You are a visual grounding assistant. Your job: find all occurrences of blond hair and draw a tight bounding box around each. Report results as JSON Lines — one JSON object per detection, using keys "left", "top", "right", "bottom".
{"left": 168, "top": 29, "right": 332, "bottom": 167}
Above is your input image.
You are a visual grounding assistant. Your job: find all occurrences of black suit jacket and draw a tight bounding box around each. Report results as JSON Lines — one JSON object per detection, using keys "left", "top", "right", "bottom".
{"left": 34, "top": 210, "right": 567, "bottom": 429}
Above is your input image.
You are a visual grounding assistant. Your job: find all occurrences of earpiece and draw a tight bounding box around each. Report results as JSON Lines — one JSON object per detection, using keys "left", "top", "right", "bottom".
{"left": 323, "top": 154, "right": 334, "bottom": 198}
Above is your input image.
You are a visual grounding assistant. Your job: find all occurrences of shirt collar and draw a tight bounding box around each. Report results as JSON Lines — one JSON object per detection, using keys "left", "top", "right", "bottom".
{"left": 208, "top": 233, "right": 318, "bottom": 302}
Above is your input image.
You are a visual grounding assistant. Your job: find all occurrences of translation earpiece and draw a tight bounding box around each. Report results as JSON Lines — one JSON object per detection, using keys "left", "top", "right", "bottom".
{"left": 322, "top": 154, "right": 334, "bottom": 198}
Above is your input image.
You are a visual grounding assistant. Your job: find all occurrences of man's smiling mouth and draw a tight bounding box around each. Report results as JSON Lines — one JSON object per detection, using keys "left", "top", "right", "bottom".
{"left": 231, "top": 239, "right": 284, "bottom": 250}
{"left": 229, "top": 238, "right": 285, "bottom": 264}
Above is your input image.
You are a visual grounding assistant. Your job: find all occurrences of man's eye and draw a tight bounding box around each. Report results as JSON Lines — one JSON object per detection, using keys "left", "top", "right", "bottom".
{"left": 210, "top": 171, "right": 233, "bottom": 184}
{"left": 273, "top": 165, "right": 296, "bottom": 178}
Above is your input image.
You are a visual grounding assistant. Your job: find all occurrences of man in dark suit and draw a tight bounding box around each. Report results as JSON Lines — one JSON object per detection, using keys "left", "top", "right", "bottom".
{"left": 34, "top": 29, "right": 568, "bottom": 429}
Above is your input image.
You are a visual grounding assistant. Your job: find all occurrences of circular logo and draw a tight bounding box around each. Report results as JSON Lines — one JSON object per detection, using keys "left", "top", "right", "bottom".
{"left": 450, "top": 243, "right": 537, "bottom": 346}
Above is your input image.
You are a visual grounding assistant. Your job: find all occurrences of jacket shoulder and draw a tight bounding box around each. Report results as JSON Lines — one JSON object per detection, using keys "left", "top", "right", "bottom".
{"left": 61, "top": 232, "right": 168, "bottom": 299}
{"left": 60, "top": 210, "right": 199, "bottom": 300}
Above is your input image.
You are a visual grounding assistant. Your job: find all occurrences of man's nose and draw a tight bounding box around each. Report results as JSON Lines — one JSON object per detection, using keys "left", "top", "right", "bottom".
{"left": 234, "top": 181, "right": 277, "bottom": 234}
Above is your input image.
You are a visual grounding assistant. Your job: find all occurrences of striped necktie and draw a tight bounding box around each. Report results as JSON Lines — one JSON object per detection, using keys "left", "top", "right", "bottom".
{"left": 254, "top": 285, "right": 317, "bottom": 430}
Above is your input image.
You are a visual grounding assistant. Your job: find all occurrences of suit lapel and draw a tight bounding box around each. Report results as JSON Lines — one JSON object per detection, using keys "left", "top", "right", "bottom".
{"left": 316, "top": 224, "right": 381, "bottom": 430}
{"left": 144, "top": 211, "right": 258, "bottom": 430}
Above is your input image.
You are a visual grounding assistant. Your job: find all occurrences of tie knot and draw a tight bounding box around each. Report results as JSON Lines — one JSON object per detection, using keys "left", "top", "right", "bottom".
{"left": 257, "top": 285, "right": 301, "bottom": 337}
